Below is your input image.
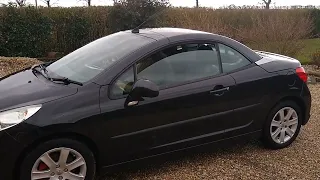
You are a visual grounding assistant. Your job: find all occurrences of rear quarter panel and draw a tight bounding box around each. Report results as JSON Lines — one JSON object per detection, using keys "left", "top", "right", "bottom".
{"left": 257, "top": 69, "right": 306, "bottom": 128}
{"left": 227, "top": 64, "right": 305, "bottom": 136}
{"left": 227, "top": 65, "right": 279, "bottom": 135}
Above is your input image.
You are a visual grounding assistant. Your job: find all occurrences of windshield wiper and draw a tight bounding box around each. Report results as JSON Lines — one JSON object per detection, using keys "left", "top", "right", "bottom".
{"left": 31, "top": 64, "right": 49, "bottom": 79}
{"left": 32, "top": 63, "right": 83, "bottom": 86}
{"left": 50, "top": 77, "right": 83, "bottom": 86}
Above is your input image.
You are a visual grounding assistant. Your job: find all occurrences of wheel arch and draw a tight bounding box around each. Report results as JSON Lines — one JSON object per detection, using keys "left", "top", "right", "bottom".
{"left": 261, "top": 95, "right": 305, "bottom": 149}
{"left": 271, "top": 96, "right": 306, "bottom": 124}
{"left": 13, "top": 132, "right": 100, "bottom": 180}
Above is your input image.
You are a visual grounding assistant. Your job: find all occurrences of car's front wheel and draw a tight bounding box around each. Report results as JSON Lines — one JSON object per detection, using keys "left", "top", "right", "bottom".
{"left": 20, "top": 138, "right": 96, "bottom": 180}
{"left": 262, "top": 101, "right": 302, "bottom": 149}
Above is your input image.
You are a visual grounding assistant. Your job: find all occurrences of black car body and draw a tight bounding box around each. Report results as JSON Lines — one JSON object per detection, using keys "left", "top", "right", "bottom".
{"left": 0, "top": 28, "right": 311, "bottom": 180}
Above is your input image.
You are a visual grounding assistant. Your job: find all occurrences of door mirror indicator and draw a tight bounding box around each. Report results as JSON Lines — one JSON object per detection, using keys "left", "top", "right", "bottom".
{"left": 125, "top": 79, "right": 159, "bottom": 107}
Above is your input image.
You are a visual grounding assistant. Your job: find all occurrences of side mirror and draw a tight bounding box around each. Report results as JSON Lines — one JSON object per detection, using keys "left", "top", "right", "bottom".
{"left": 125, "top": 79, "right": 159, "bottom": 107}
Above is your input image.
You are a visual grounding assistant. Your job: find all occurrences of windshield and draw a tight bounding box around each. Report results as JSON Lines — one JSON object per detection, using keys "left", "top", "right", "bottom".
{"left": 46, "top": 32, "right": 152, "bottom": 83}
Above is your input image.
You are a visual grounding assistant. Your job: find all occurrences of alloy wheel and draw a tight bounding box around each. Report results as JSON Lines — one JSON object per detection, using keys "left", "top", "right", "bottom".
{"left": 270, "top": 107, "right": 299, "bottom": 144}
{"left": 31, "top": 147, "right": 87, "bottom": 180}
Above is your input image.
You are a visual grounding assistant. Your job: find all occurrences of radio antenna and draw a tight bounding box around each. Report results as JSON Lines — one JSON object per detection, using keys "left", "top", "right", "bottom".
{"left": 131, "top": 8, "right": 168, "bottom": 34}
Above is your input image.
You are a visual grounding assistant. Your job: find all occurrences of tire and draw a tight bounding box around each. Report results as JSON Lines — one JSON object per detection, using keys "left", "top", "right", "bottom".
{"left": 20, "top": 138, "right": 96, "bottom": 180}
{"left": 262, "top": 101, "right": 302, "bottom": 149}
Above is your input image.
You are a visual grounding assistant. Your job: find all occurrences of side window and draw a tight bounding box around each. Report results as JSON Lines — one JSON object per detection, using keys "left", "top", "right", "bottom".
{"left": 137, "top": 43, "right": 221, "bottom": 88}
{"left": 219, "top": 44, "right": 251, "bottom": 73}
{"left": 110, "top": 67, "right": 134, "bottom": 98}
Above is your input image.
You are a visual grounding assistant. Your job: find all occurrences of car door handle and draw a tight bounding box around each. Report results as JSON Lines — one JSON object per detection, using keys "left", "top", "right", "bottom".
{"left": 210, "top": 87, "right": 230, "bottom": 96}
{"left": 127, "top": 101, "right": 139, "bottom": 107}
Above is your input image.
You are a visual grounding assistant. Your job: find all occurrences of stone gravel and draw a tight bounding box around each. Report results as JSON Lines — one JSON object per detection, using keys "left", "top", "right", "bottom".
{"left": 0, "top": 58, "right": 319, "bottom": 180}
{"left": 0, "top": 57, "right": 41, "bottom": 77}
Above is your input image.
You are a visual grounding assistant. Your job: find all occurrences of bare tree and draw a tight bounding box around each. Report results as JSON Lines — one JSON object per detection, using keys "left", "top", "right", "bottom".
{"left": 39, "top": 0, "right": 58, "bottom": 7}
{"left": 41, "top": 0, "right": 51, "bottom": 7}
{"left": 196, "top": 0, "right": 199, "bottom": 8}
{"left": 262, "top": 0, "right": 272, "bottom": 9}
{"left": 79, "top": 0, "right": 91, "bottom": 6}
{"left": 15, "top": 0, "right": 27, "bottom": 6}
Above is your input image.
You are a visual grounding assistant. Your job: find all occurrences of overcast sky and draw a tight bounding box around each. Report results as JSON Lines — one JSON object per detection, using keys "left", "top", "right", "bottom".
{"left": 5, "top": 0, "right": 320, "bottom": 8}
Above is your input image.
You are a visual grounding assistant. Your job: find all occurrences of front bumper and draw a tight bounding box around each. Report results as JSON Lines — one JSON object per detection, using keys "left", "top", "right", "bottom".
{"left": 0, "top": 131, "right": 25, "bottom": 180}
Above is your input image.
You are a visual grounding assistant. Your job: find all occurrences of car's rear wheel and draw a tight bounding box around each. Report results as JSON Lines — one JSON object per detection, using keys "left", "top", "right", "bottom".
{"left": 262, "top": 101, "right": 302, "bottom": 149}
{"left": 20, "top": 138, "right": 96, "bottom": 180}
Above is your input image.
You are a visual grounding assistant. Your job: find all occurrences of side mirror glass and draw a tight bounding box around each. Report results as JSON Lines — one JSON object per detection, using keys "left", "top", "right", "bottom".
{"left": 125, "top": 79, "right": 159, "bottom": 106}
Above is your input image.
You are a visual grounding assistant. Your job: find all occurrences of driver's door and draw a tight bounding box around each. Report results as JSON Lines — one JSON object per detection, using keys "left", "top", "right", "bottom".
{"left": 98, "top": 43, "right": 236, "bottom": 165}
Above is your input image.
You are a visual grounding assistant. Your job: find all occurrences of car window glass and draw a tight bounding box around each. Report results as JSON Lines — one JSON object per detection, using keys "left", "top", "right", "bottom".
{"left": 137, "top": 43, "right": 221, "bottom": 88}
{"left": 47, "top": 32, "right": 151, "bottom": 83}
{"left": 219, "top": 44, "right": 251, "bottom": 73}
{"left": 110, "top": 67, "right": 134, "bottom": 97}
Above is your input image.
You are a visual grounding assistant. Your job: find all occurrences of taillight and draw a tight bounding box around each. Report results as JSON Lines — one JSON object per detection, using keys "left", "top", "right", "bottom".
{"left": 296, "top": 67, "right": 308, "bottom": 82}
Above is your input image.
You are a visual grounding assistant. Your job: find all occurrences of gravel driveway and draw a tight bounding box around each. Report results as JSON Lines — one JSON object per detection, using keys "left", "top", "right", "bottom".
{"left": 0, "top": 59, "right": 319, "bottom": 180}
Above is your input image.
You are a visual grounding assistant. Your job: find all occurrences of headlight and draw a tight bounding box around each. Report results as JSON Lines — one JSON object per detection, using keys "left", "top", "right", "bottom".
{"left": 0, "top": 105, "right": 42, "bottom": 131}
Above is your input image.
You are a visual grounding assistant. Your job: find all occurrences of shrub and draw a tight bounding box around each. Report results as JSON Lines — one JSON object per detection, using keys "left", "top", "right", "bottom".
{"left": 0, "top": 6, "right": 52, "bottom": 57}
{"left": 0, "top": 6, "right": 315, "bottom": 58}
{"left": 107, "top": 0, "right": 170, "bottom": 33}
{"left": 310, "top": 9, "right": 320, "bottom": 37}
{"left": 160, "top": 8, "right": 314, "bottom": 57}
{"left": 159, "top": 8, "right": 235, "bottom": 37}
{"left": 236, "top": 10, "right": 314, "bottom": 57}
{"left": 54, "top": 12, "right": 91, "bottom": 53}
{"left": 311, "top": 50, "right": 320, "bottom": 68}
{"left": 43, "top": 7, "right": 101, "bottom": 53}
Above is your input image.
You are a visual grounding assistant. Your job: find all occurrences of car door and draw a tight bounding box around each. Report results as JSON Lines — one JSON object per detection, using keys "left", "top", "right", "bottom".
{"left": 217, "top": 43, "right": 273, "bottom": 136}
{"left": 99, "top": 43, "right": 236, "bottom": 164}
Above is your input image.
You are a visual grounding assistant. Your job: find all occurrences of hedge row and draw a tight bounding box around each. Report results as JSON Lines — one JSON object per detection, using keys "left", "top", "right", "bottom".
{"left": 311, "top": 9, "right": 320, "bottom": 37}
{"left": 0, "top": 6, "right": 319, "bottom": 58}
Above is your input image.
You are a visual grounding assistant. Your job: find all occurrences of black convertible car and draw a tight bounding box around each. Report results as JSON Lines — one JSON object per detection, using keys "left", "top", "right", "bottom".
{"left": 0, "top": 28, "right": 311, "bottom": 180}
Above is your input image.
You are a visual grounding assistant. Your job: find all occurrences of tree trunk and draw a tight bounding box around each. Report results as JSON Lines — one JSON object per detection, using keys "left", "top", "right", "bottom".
{"left": 263, "top": 0, "right": 271, "bottom": 9}
{"left": 196, "top": 0, "right": 199, "bottom": 8}
{"left": 35, "top": 0, "right": 38, "bottom": 8}
{"left": 88, "top": 0, "right": 91, "bottom": 6}
{"left": 265, "top": 3, "right": 270, "bottom": 9}
{"left": 47, "top": 1, "right": 50, "bottom": 7}
{"left": 16, "top": 0, "right": 26, "bottom": 7}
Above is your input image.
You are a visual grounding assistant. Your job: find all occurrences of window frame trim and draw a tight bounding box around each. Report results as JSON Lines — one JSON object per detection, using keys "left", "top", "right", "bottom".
{"left": 217, "top": 43, "right": 253, "bottom": 74}
{"left": 108, "top": 40, "right": 254, "bottom": 100}
{"left": 135, "top": 42, "right": 224, "bottom": 90}
{"left": 108, "top": 65, "right": 136, "bottom": 100}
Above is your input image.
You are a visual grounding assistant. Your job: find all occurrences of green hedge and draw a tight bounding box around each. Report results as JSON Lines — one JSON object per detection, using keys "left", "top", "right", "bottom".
{"left": 311, "top": 9, "right": 320, "bottom": 37}
{"left": 0, "top": 6, "right": 111, "bottom": 57}
{"left": 0, "top": 6, "right": 319, "bottom": 58}
{"left": 0, "top": 7, "right": 52, "bottom": 57}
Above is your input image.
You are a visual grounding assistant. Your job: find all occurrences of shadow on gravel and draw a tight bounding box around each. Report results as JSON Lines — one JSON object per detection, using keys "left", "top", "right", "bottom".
{"left": 99, "top": 138, "right": 264, "bottom": 180}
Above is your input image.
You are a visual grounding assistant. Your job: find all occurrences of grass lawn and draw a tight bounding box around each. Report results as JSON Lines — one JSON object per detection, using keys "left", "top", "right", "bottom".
{"left": 297, "top": 38, "right": 320, "bottom": 65}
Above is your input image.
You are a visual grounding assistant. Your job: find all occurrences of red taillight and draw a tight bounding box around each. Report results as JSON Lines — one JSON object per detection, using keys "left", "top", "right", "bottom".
{"left": 296, "top": 67, "right": 308, "bottom": 82}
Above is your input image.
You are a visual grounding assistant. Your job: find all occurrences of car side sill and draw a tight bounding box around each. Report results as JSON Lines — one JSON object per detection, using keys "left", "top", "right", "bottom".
{"left": 150, "top": 120, "right": 253, "bottom": 149}
{"left": 100, "top": 130, "right": 262, "bottom": 171}
{"left": 111, "top": 103, "right": 260, "bottom": 139}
